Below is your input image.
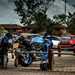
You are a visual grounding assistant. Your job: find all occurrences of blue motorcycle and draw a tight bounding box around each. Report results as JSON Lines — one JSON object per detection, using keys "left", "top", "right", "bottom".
{"left": 31, "top": 35, "right": 53, "bottom": 70}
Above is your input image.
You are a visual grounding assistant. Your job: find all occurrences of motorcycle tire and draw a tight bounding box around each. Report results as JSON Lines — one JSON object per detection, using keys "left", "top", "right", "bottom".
{"left": 21, "top": 54, "right": 32, "bottom": 66}
{"left": 40, "top": 63, "right": 48, "bottom": 71}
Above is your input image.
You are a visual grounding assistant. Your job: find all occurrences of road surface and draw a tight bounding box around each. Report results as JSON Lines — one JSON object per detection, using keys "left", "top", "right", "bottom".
{"left": 0, "top": 53, "right": 75, "bottom": 75}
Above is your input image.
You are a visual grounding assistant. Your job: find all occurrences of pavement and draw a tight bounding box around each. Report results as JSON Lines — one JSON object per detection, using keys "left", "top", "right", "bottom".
{"left": 0, "top": 53, "right": 75, "bottom": 75}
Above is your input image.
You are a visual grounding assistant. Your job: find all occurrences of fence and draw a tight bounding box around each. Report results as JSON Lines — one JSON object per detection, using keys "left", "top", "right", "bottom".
{"left": 12, "top": 44, "right": 75, "bottom": 72}
{"left": 48, "top": 46, "right": 75, "bottom": 72}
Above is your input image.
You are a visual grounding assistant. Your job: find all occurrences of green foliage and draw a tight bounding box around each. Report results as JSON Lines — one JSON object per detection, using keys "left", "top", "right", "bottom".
{"left": 53, "top": 12, "right": 75, "bottom": 34}
{"left": 0, "top": 27, "right": 8, "bottom": 36}
{"left": 14, "top": 0, "right": 56, "bottom": 33}
{"left": 68, "top": 12, "right": 75, "bottom": 34}
{"left": 14, "top": 0, "right": 52, "bottom": 25}
{"left": 30, "top": 12, "right": 55, "bottom": 33}
{"left": 14, "top": 0, "right": 75, "bottom": 34}
{"left": 53, "top": 14, "right": 68, "bottom": 23}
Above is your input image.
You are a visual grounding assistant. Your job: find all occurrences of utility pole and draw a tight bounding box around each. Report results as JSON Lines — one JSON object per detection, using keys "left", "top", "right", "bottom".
{"left": 64, "top": 0, "right": 67, "bottom": 22}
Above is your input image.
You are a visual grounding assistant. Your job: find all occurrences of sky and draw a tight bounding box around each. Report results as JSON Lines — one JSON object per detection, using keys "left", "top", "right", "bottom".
{"left": 47, "top": 0, "right": 75, "bottom": 18}
{"left": 0, "top": 0, "right": 75, "bottom": 25}
{"left": 0, "top": 0, "right": 20, "bottom": 24}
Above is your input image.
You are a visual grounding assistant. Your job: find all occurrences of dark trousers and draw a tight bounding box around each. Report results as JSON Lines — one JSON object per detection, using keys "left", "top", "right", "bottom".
{"left": 0, "top": 47, "right": 8, "bottom": 65}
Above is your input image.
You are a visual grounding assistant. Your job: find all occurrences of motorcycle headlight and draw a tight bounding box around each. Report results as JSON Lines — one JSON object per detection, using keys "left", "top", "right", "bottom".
{"left": 33, "top": 44, "right": 43, "bottom": 50}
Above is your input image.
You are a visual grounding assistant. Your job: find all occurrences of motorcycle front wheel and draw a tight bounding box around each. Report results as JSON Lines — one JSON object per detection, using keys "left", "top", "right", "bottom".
{"left": 21, "top": 54, "right": 32, "bottom": 66}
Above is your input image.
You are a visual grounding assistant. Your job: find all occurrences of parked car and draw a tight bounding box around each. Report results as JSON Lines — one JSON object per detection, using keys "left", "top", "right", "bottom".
{"left": 59, "top": 35, "right": 75, "bottom": 53}
{"left": 69, "top": 35, "right": 75, "bottom": 45}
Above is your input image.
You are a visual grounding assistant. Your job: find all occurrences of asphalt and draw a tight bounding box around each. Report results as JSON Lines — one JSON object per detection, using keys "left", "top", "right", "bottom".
{"left": 0, "top": 53, "right": 75, "bottom": 75}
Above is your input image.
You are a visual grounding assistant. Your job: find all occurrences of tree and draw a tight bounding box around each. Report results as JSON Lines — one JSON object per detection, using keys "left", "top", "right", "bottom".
{"left": 14, "top": 0, "right": 53, "bottom": 24}
{"left": 31, "top": 12, "right": 52, "bottom": 32}
{"left": 53, "top": 14, "right": 68, "bottom": 24}
{"left": 14, "top": 0, "right": 55, "bottom": 32}
{"left": 53, "top": 12, "right": 75, "bottom": 34}
{"left": 0, "top": 27, "right": 8, "bottom": 36}
{"left": 68, "top": 12, "right": 75, "bottom": 34}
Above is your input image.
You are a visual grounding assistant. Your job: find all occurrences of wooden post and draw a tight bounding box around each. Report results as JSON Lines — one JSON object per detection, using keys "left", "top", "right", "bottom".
{"left": 58, "top": 45, "right": 61, "bottom": 57}
{"left": 48, "top": 48, "right": 53, "bottom": 70}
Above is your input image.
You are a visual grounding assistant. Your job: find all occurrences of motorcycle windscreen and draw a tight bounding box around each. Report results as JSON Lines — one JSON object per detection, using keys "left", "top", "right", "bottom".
{"left": 31, "top": 36, "right": 44, "bottom": 44}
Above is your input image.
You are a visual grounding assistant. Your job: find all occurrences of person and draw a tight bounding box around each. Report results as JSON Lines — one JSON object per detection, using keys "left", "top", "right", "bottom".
{"left": 40, "top": 32, "right": 53, "bottom": 71}
{"left": 0, "top": 32, "right": 12, "bottom": 68}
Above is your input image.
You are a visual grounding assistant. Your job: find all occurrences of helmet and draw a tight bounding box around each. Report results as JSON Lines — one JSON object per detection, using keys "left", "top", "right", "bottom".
{"left": 5, "top": 33, "right": 12, "bottom": 38}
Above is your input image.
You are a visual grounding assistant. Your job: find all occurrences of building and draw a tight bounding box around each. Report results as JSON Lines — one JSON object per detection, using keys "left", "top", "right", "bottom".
{"left": 0, "top": 24, "right": 32, "bottom": 33}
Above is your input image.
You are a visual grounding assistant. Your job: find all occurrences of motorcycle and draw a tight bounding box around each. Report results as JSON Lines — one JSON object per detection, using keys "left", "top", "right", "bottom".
{"left": 31, "top": 35, "right": 53, "bottom": 71}
{"left": 14, "top": 36, "right": 33, "bottom": 67}
{"left": 14, "top": 35, "right": 53, "bottom": 71}
{"left": 15, "top": 50, "right": 32, "bottom": 67}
